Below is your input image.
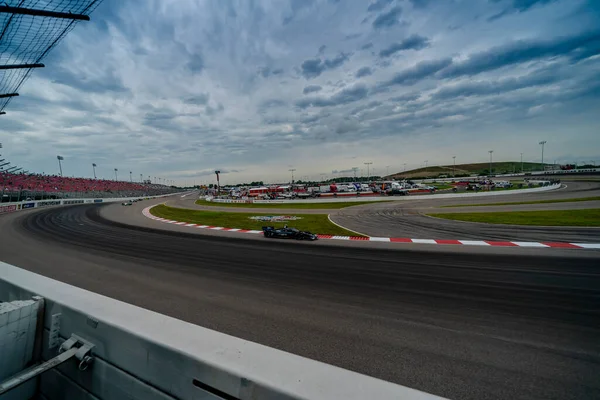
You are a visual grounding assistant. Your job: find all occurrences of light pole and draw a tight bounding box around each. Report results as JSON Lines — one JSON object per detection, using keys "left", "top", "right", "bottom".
{"left": 140, "top": 174, "right": 143, "bottom": 183}
{"left": 364, "top": 162, "right": 373, "bottom": 181}
{"left": 352, "top": 167, "right": 358, "bottom": 180}
{"left": 215, "top": 170, "right": 221, "bottom": 194}
{"left": 539, "top": 140, "right": 547, "bottom": 168}
{"left": 403, "top": 163, "right": 407, "bottom": 173}
{"left": 424, "top": 160, "right": 428, "bottom": 176}
{"left": 386, "top": 165, "right": 390, "bottom": 176}
{"left": 289, "top": 168, "right": 296, "bottom": 184}
{"left": 452, "top": 156, "right": 456, "bottom": 178}
{"left": 114, "top": 168, "right": 118, "bottom": 181}
{"left": 57, "top": 155, "right": 64, "bottom": 176}
{"left": 520, "top": 153, "right": 523, "bottom": 173}
{"left": 488, "top": 150, "right": 493, "bottom": 176}
{"left": 130, "top": 171, "right": 132, "bottom": 182}
{"left": 92, "top": 163, "right": 97, "bottom": 179}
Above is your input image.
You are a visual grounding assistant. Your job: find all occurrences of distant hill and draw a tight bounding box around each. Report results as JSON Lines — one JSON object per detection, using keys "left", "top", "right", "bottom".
{"left": 386, "top": 162, "right": 547, "bottom": 179}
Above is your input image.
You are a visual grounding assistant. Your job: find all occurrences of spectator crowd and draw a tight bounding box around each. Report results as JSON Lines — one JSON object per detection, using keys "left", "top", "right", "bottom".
{"left": 1, "top": 171, "right": 176, "bottom": 201}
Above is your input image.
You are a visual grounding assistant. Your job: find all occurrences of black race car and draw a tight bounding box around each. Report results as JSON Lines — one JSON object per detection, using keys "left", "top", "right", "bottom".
{"left": 262, "top": 226, "right": 318, "bottom": 241}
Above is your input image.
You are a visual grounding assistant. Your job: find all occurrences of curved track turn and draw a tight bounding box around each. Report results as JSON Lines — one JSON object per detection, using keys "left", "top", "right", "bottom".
{"left": 331, "top": 180, "right": 600, "bottom": 240}
{"left": 0, "top": 203, "right": 599, "bottom": 400}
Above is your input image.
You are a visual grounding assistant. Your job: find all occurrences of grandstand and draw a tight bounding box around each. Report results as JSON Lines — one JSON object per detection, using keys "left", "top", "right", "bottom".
{"left": 0, "top": 170, "right": 176, "bottom": 202}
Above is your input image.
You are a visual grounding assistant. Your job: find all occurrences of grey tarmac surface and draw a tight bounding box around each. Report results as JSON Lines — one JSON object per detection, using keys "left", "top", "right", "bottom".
{"left": 0, "top": 202, "right": 599, "bottom": 400}
{"left": 330, "top": 180, "right": 600, "bottom": 241}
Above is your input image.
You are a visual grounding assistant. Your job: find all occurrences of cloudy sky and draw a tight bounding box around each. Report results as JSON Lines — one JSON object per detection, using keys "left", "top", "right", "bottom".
{"left": 1, "top": 0, "right": 599, "bottom": 184}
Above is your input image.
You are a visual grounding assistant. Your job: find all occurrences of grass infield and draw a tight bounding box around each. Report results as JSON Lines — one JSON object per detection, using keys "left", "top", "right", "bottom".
{"left": 441, "top": 196, "right": 600, "bottom": 208}
{"left": 428, "top": 209, "right": 600, "bottom": 226}
{"left": 151, "top": 204, "right": 363, "bottom": 236}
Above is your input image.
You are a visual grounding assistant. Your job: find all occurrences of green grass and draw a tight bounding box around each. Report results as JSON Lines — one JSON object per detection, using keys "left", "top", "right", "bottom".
{"left": 151, "top": 204, "right": 363, "bottom": 236}
{"left": 428, "top": 209, "right": 600, "bottom": 226}
{"left": 195, "top": 199, "right": 389, "bottom": 209}
{"left": 442, "top": 196, "right": 600, "bottom": 208}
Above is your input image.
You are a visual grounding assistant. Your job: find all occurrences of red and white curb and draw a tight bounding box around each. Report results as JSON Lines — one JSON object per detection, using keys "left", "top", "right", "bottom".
{"left": 142, "top": 206, "right": 600, "bottom": 250}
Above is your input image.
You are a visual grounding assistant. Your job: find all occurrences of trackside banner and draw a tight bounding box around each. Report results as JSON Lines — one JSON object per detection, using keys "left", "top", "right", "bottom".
{"left": 22, "top": 203, "right": 35, "bottom": 209}
{"left": 37, "top": 201, "right": 62, "bottom": 207}
{"left": 0, "top": 204, "right": 17, "bottom": 214}
{"left": 63, "top": 200, "right": 85, "bottom": 205}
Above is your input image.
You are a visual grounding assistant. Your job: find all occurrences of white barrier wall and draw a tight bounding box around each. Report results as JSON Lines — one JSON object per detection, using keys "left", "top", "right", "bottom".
{"left": 0, "top": 192, "right": 188, "bottom": 216}
{"left": 206, "top": 184, "right": 561, "bottom": 204}
{"left": 0, "top": 262, "right": 445, "bottom": 400}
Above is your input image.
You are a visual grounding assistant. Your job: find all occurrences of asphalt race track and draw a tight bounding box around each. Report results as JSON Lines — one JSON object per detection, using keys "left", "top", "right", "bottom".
{"left": 1, "top": 201, "right": 599, "bottom": 400}
{"left": 331, "top": 180, "right": 600, "bottom": 240}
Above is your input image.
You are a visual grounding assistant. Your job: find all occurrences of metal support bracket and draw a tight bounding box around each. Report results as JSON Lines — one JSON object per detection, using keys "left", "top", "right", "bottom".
{"left": 0, "top": 334, "right": 95, "bottom": 395}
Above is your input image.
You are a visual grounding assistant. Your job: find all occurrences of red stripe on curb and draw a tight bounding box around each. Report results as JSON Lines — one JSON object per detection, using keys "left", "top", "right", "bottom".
{"left": 485, "top": 241, "right": 518, "bottom": 247}
{"left": 390, "top": 238, "right": 412, "bottom": 243}
{"left": 350, "top": 236, "right": 369, "bottom": 241}
{"left": 435, "top": 239, "right": 462, "bottom": 245}
{"left": 237, "top": 229, "right": 251, "bottom": 233}
{"left": 318, "top": 234, "right": 333, "bottom": 239}
{"left": 542, "top": 242, "right": 582, "bottom": 249}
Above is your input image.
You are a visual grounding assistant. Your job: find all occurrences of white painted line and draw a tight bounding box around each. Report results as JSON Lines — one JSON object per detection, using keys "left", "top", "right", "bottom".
{"left": 196, "top": 225, "right": 208, "bottom": 228}
{"left": 175, "top": 222, "right": 187, "bottom": 225}
{"left": 185, "top": 223, "right": 197, "bottom": 227}
{"left": 166, "top": 221, "right": 177, "bottom": 224}
{"left": 211, "top": 227, "right": 224, "bottom": 230}
{"left": 247, "top": 230, "right": 263, "bottom": 234}
{"left": 228, "top": 228, "right": 241, "bottom": 232}
{"left": 458, "top": 240, "right": 491, "bottom": 246}
{"left": 570, "top": 243, "right": 600, "bottom": 249}
{"left": 327, "top": 214, "right": 369, "bottom": 237}
{"left": 331, "top": 236, "right": 350, "bottom": 240}
{"left": 411, "top": 239, "right": 437, "bottom": 244}
{"left": 369, "top": 237, "right": 391, "bottom": 242}
{"left": 511, "top": 242, "right": 549, "bottom": 248}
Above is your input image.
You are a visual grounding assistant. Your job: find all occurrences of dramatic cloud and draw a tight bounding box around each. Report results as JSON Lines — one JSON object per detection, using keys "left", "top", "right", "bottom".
{"left": 489, "top": 0, "right": 558, "bottom": 21}
{"left": 367, "top": 0, "right": 395, "bottom": 12}
{"left": 355, "top": 67, "right": 373, "bottom": 78}
{"left": 296, "top": 84, "right": 369, "bottom": 109}
{"left": 0, "top": 0, "right": 598, "bottom": 183}
{"left": 408, "top": 0, "right": 430, "bottom": 9}
{"left": 372, "top": 6, "right": 402, "bottom": 29}
{"left": 379, "top": 35, "right": 430, "bottom": 57}
{"left": 439, "top": 30, "right": 600, "bottom": 79}
{"left": 382, "top": 58, "right": 453, "bottom": 87}
{"left": 300, "top": 52, "right": 351, "bottom": 79}
{"left": 303, "top": 85, "right": 323, "bottom": 94}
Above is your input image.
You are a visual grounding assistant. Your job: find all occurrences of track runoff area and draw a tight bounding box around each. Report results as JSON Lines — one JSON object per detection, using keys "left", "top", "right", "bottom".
{"left": 147, "top": 178, "right": 600, "bottom": 250}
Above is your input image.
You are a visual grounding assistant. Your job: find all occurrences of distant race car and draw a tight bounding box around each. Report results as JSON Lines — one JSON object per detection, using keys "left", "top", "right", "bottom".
{"left": 122, "top": 201, "right": 133, "bottom": 206}
{"left": 262, "top": 226, "right": 318, "bottom": 241}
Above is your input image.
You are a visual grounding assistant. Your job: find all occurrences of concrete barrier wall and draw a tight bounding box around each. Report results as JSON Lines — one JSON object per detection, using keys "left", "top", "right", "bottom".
{"left": 0, "top": 192, "right": 188, "bottom": 215}
{"left": 0, "top": 262, "right": 444, "bottom": 400}
{"left": 206, "top": 184, "right": 561, "bottom": 204}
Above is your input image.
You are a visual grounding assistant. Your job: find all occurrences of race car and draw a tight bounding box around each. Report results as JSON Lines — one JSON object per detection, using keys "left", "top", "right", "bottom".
{"left": 122, "top": 201, "right": 133, "bottom": 206}
{"left": 262, "top": 226, "right": 318, "bottom": 241}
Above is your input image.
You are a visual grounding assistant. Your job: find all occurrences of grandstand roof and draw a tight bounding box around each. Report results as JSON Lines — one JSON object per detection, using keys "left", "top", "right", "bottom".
{"left": 0, "top": 0, "right": 103, "bottom": 114}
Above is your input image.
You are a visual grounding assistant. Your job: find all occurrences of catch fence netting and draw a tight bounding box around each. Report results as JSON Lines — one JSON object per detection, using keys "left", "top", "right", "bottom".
{"left": 0, "top": 0, "right": 103, "bottom": 112}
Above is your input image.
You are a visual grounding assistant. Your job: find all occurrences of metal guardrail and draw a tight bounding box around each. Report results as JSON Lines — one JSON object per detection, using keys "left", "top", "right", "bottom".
{"left": 0, "top": 262, "right": 445, "bottom": 400}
